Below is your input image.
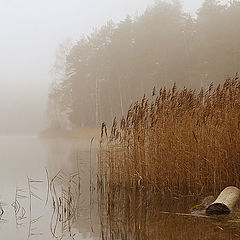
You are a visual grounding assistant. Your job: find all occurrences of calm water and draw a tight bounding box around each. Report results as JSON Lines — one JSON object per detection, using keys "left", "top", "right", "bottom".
{"left": 0, "top": 136, "right": 240, "bottom": 240}
{"left": 0, "top": 136, "right": 99, "bottom": 240}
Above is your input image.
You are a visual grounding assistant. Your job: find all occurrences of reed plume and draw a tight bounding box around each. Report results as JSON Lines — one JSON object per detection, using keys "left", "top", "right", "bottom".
{"left": 99, "top": 75, "right": 240, "bottom": 197}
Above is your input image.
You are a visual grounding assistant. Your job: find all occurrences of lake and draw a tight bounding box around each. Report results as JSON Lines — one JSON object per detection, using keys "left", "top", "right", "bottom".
{"left": 0, "top": 136, "right": 99, "bottom": 239}
{"left": 0, "top": 136, "right": 240, "bottom": 240}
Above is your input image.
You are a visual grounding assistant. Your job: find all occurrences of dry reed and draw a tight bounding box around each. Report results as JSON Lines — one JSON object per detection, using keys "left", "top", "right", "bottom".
{"left": 98, "top": 75, "right": 240, "bottom": 197}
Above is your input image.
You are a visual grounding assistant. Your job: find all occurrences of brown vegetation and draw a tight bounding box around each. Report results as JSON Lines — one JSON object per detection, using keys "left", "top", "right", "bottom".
{"left": 98, "top": 75, "right": 240, "bottom": 197}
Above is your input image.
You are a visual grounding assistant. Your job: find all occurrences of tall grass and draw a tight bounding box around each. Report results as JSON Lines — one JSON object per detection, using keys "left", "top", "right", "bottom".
{"left": 98, "top": 75, "right": 240, "bottom": 197}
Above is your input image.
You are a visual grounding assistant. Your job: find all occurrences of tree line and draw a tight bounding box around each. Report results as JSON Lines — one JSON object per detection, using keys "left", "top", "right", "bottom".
{"left": 48, "top": 0, "right": 240, "bottom": 129}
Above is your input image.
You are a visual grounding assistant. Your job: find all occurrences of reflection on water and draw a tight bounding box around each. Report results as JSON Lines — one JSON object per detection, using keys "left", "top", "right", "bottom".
{"left": 0, "top": 136, "right": 240, "bottom": 239}
{"left": 49, "top": 170, "right": 81, "bottom": 239}
{"left": 98, "top": 182, "right": 240, "bottom": 240}
{"left": 0, "top": 136, "right": 99, "bottom": 240}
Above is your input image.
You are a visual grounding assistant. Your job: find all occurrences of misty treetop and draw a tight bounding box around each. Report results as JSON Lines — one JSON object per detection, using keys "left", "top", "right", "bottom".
{"left": 48, "top": 0, "right": 240, "bottom": 129}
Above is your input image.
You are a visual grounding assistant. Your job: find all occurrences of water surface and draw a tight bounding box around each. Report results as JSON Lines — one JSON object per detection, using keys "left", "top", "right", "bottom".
{"left": 0, "top": 136, "right": 99, "bottom": 240}
{"left": 0, "top": 136, "right": 240, "bottom": 240}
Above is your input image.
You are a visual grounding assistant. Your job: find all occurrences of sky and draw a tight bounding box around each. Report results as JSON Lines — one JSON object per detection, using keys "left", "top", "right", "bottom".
{"left": 0, "top": 0, "right": 224, "bottom": 134}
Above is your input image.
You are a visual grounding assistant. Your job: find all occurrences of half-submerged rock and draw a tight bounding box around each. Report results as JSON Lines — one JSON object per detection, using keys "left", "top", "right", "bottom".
{"left": 206, "top": 186, "right": 240, "bottom": 215}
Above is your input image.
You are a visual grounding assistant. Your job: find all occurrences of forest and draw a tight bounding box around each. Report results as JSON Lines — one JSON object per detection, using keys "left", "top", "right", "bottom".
{"left": 48, "top": 0, "right": 240, "bottom": 129}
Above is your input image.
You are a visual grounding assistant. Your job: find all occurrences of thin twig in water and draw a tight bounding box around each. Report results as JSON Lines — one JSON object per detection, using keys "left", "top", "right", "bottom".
{"left": 45, "top": 167, "right": 50, "bottom": 206}
{"left": 89, "top": 137, "right": 94, "bottom": 233}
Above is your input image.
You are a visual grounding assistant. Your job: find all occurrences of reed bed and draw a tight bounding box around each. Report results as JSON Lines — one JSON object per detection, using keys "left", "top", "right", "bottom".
{"left": 98, "top": 75, "right": 240, "bottom": 197}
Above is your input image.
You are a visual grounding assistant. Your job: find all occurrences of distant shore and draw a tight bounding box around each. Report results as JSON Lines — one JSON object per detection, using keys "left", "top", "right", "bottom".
{"left": 39, "top": 127, "right": 100, "bottom": 140}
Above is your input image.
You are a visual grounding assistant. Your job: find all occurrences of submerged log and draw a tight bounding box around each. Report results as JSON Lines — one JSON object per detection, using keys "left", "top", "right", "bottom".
{"left": 190, "top": 195, "right": 215, "bottom": 215}
{"left": 206, "top": 186, "right": 240, "bottom": 215}
{"left": 201, "top": 195, "right": 216, "bottom": 208}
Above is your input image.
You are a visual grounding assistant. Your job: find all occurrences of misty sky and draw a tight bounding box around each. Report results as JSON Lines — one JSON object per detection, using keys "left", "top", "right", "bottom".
{"left": 0, "top": 0, "right": 226, "bottom": 134}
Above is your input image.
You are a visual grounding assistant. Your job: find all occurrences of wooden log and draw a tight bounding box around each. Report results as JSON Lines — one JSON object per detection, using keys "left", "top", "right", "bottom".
{"left": 206, "top": 186, "right": 240, "bottom": 215}
{"left": 201, "top": 195, "right": 215, "bottom": 208}
{"left": 190, "top": 195, "right": 215, "bottom": 215}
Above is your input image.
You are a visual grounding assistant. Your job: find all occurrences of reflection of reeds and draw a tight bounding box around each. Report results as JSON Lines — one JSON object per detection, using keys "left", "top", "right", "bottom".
{"left": 11, "top": 175, "right": 48, "bottom": 237}
{"left": 50, "top": 169, "right": 81, "bottom": 239}
{"left": 11, "top": 187, "right": 27, "bottom": 227}
{"left": 27, "top": 177, "right": 44, "bottom": 238}
{"left": 7, "top": 168, "right": 82, "bottom": 239}
{"left": 45, "top": 167, "right": 50, "bottom": 206}
{"left": 0, "top": 201, "right": 4, "bottom": 220}
{"left": 90, "top": 137, "right": 94, "bottom": 233}
{"left": 99, "top": 76, "right": 240, "bottom": 197}
{"left": 98, "top": 187, "right": 240, "bottom": 240}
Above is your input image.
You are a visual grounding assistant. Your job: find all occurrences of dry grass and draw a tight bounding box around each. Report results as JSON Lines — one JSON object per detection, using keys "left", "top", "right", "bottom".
{"left": 98, "top": 75, "right": 240, "bottom": 197}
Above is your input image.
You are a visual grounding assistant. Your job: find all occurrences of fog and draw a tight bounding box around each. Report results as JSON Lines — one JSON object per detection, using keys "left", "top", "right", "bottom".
{"left": 0, "top": 0, "right": 157, "bottom": 135}
{"left": 0, "top": 0, "right": 228, "bottom": 135}
{"left": 0, "top": 1, "right": 239, "bottom": 239}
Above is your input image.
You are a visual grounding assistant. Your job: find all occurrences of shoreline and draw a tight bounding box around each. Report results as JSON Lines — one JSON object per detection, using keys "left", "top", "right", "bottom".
{"left": 39, "top": 127, "right": 100, "bottom": 140}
